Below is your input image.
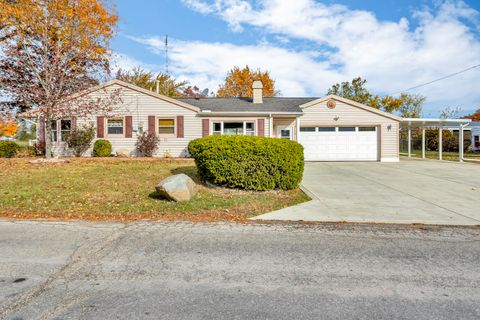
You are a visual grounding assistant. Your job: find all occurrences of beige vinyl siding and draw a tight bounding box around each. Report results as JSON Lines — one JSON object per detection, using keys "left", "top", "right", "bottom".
{"left": 300, "top": 100, "right": 400, "bottom": 161}
{"left": 64, "top": 83, "right": 200, "bottom": 157}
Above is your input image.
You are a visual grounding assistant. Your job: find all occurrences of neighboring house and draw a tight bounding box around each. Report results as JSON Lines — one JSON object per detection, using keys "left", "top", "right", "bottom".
{"left": 469, "top": 122, "right": 480, "bottom": 152}
{"left": 34, "top": 79, "right": 401, "bottom": 161}
{"left": 443, "top": 121, "right": 480, "bottom": 152}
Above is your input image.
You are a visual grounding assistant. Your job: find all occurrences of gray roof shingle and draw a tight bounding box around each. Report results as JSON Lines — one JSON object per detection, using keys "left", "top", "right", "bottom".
{"left": 177, "top": 97, "right": 318, "bottom": 113}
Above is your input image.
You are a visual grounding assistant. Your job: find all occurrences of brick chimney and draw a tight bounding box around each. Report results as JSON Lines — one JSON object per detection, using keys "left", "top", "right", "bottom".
{"left": 252, "top": 80, "right": 263, "bottom": 104}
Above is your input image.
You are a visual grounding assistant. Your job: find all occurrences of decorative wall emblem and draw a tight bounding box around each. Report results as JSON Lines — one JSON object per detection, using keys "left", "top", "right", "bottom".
{"left": 327, "top": 99, "right": 336, "bottom": 109}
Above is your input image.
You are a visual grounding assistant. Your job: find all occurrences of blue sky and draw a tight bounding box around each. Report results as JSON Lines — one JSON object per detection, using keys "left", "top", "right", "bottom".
{"left": 110, "top": 0, "right": 480, "bottom": 116}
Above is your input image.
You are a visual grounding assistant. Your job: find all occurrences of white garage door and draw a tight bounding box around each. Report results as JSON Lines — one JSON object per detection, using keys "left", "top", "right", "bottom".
{"left": 299, "top": 126, "right": 379, "bottom": 161}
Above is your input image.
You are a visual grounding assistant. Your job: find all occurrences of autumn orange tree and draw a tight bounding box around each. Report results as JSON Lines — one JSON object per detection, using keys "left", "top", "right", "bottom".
{"left": 327, "top": 77, "right": 426, "bottom": 117}
{"left": 464, "top": 108, "right": 480, "bottom": 122}
{"left": 217, "top": 66, "right": 278, "bottom": 98}
{"left": 0, "top": 120, "right": 18, "bottom": 137}
{"left": 0, "top": 0, "right": 119, "bottom": 158}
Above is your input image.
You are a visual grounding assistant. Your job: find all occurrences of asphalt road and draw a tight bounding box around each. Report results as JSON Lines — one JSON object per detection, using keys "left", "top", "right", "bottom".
{"left": 0, "top": 221, "right": 479, "bottom": 320}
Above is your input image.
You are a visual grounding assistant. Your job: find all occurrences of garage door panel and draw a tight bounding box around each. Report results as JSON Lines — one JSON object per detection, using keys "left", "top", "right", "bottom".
{"left": 300, "top": 126, "right": 379, "bottom": 161}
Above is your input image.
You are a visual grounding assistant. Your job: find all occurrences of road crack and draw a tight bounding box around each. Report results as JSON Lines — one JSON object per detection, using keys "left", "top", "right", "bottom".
{"left": 0, "top": 224, "right": 130, "bottom": 319}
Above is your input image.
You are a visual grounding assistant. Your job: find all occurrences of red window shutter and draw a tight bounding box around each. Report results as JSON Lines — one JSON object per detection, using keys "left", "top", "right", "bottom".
{"left": 71, "top": 117, "right": 77, "bottom": 130}
{"left": 97, "top": 116, "right": 105, "bottom": 138}
{"left": 177, "top": 116, "right": 184, "bottom": 138}
{"left": 148, "top": 116, "right": 156, "bottom": 134}
{"left": 125, "top": 116, "right": 133, "bottom": 138}
{"left": 257, "top": 119, "right": 265, "bottom": 137}
{"left": 202, "top": 119, "right": 209, "bottom": 137}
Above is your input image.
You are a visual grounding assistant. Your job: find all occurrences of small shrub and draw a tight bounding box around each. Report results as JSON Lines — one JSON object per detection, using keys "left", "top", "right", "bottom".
{"left": 0, "top": 141, "right": 19, "bottom": 158}
{"left": 135, "top": 132, "right": 159, "bottom": 157}
{"left": 93, "top": 139, "right": 112, "bottom": 157}
{"left": 188, "top": 135, "right": 304, "bottom": 191}
{"left": 16, "top": 146, "right": 36, "bottom": 158}
{"left": 65, "top": 124, "right": 96, "bottom": 157}
{"left": 34, "top": 141, "right": 45, "bottom": 156}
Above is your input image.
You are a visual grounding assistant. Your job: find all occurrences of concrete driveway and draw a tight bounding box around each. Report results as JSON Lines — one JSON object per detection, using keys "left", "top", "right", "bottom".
{"left": 253, "top": 159, "right": 480, "bottom": 225}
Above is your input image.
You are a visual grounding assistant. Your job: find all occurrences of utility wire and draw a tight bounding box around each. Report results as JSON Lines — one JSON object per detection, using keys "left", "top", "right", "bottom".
{"left": 391, "top": 64, "right": 480, "bottom": 95}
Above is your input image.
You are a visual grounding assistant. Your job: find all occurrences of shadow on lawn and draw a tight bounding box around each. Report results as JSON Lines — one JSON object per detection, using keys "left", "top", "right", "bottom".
{"left": 148, "top": 190, "right": 168, "bottom": 201}
{"left": 170, "top": 166, "right": 202, "bottom": 183}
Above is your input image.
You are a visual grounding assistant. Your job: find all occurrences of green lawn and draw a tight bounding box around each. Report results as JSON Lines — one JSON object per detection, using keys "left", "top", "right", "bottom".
{"left": 400, "top": 150, "right": 480, "bottom": 162}
{"left": 0, "top": 158, "right": 309, "bottom": 222}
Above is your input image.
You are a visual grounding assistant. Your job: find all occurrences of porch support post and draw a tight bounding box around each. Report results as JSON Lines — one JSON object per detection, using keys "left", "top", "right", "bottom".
{"left": 269, "top": 115, "right": 273, "bottom": 138}
{"left": 407, "top": 126, "right": 412, "bottom": 157}
{"left": 438, "top": 127, "right": 443, "bottom": 161}
{"left": 295, "top": 117, "right": 300, "bottom": 142}
{"left": 459, "top": 124, "right": 464, "bottom": 162}
{"left": 422, "top": 127, "right": 426, "bottom": 159}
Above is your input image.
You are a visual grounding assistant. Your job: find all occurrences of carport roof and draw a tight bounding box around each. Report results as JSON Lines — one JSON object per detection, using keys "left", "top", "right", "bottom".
{"left": 401, "top": 118, "right": 472, "bottom": 127}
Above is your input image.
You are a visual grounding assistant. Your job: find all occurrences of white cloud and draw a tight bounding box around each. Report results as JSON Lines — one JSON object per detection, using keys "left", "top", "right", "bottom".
{"left": 109, "top": 52, "right": 164, "bottom": 75}
{"left": 181, "top": 0, "right": 216, "bottom": 14}
{"left": 129, "top": 36, "right": 341, "bottom": 96}
{"left": 171, "top": 0, "right": 480, "bottom": 115}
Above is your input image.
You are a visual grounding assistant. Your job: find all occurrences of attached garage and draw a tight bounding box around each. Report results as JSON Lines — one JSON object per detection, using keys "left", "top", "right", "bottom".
{"left": 299, "top": 125, "right": 379, "bottom": 161}
{"left": 298, "top": 96, "right": 401, "bottom": 162}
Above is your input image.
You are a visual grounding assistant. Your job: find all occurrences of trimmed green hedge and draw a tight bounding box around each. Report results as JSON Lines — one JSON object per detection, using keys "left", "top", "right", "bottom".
{"left": 0, "top": 141, "right": 19, "bottom": 158}
{"left": 93, "top": 139, "right": 112, "bottom": 157}
{"left": 188, "top": 135, "right": 304, "bottom": 191}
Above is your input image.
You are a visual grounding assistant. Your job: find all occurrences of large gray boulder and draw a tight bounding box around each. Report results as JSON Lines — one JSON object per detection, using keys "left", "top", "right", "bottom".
{"left": 155, "top": 174, "right": 197, "bottom": 202}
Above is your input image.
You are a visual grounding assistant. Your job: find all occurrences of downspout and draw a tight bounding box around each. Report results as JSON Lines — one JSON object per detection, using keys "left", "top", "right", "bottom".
{"left": 459, "top": 123, "right": 469, "bottom": 162}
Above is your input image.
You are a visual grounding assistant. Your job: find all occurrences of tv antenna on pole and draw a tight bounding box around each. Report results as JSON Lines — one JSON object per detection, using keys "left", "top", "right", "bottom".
{"left": 165, "top": 35, "right": 169, "bottom": 75}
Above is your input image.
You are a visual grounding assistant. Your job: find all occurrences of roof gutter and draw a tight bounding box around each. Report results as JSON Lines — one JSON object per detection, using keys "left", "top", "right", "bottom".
{"left": 198, "top": 111, "right": 303, "bottom": 116}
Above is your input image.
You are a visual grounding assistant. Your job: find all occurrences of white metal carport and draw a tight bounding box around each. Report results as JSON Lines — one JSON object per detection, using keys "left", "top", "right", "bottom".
{"left": 401, "top": 118, "right": 472, "bottom": 162}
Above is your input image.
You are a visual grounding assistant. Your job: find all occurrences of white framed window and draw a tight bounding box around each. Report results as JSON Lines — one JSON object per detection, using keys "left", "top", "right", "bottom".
{"left": 318, "top": 127, "right": 336, "bottom": 132}
{"left": 224, "top": 122, "right": 244, "bottom": 135}
{"left": 338, "top": 127, "right": 356, "bottom": 132}
{"left": 300, "top": 127, "right": 316, "bottom": 132}
{"left": 276, "top": 125, "right": 292, "bottom": 140}
{"left": 50, "top": 119, "right": 72, "bottom": 142}
{"left": 107, "top": 118, "right": 124, "bottom": 135}
{"left": 60, "top": 119, "right": 71, "bottom": 142}
{"left": 359, "top": 126, "right": 376, "bottom": 132}
{"left": 50, "top": 120, "right": 58, "bottom": 142}
{"left": 245, "top": 122, "right": 255, "bottom": 136}
{"left": 212, "top": 122, "right": 222, "bottom": 135}
{"left": 158, "top": 118, "right": 175, "bottom": 135}
{"left": 211, "top": 121, "right": 256, "bottom": 136}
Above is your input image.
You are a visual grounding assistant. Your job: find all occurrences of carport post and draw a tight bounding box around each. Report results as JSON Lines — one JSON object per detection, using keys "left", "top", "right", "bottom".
{"left": 438, "top": 127, "right": 443, "bottom": 161}
{"left": 422, "top": 127, "right": 426, "bottom": 159}
{"left": 407, "top": 126, "right": 412, "bottom": 157}
{"left": 459, "top": 124, "right": 464, "bottom": 162}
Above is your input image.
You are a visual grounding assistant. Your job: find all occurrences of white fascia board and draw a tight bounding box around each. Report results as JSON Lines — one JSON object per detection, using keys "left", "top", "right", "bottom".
{"left": 198, "top": 112, "right": 303, "bottom": 116}
{"left": 402, "top": 118, "right": 472, "bottom": 124}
